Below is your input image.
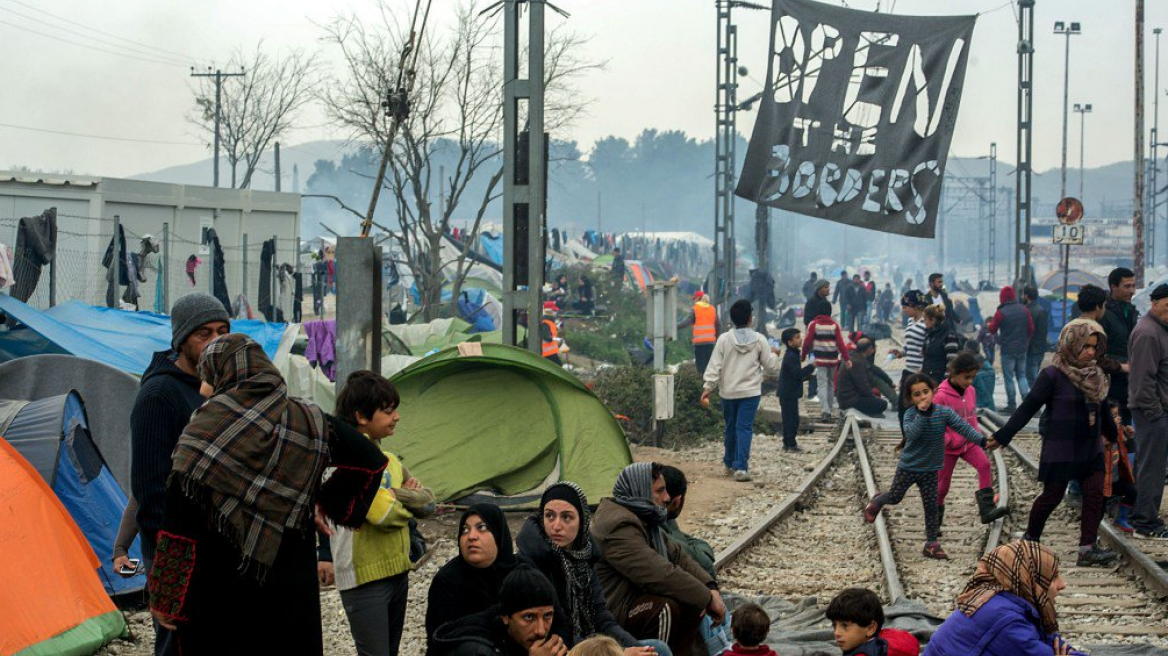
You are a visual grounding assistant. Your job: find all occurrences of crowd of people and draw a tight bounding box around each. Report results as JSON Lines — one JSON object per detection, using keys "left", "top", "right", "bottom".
{"left": 106, "top": 248, "right": 1168, "bottom": 656}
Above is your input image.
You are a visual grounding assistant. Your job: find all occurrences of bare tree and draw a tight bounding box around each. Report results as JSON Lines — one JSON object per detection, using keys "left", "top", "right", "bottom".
{"left": 192, "top": 45, "right": 318, "bottom": 189}
{"left": 319, "top": 0, "right": 600, "bottom": 319}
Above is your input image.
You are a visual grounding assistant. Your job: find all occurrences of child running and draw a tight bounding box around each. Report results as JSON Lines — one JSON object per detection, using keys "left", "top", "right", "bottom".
{"left": 863, "top": 373, "right": 988, "bottom": 560}
{"left": 933, "top": 352, "right": 1009, "bottom": 531}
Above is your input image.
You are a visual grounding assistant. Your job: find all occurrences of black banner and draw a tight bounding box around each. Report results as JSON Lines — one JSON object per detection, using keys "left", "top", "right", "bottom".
{"left": 736, "top": 0, "right": 976, "bottom": 238}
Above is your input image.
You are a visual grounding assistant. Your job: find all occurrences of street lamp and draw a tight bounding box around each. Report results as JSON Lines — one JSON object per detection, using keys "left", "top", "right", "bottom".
{"left": 1073, "top": 103, "right": 1093, "bottom": 200}
{"left": 1054, "top": 21, "right": 1081, "bottom": 201}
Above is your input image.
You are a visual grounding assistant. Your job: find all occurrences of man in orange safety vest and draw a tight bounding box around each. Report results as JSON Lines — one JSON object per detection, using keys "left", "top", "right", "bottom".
{"left": 679, "top": 291, "right": 719, "bottom": 374}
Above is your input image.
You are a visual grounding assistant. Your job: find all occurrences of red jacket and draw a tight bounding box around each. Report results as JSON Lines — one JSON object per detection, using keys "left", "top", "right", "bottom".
{"left": 882, "top": 628, "right": 920, "bottom": 656}
{"left": 932, "top": 379, "right": 983, "bottom": 456}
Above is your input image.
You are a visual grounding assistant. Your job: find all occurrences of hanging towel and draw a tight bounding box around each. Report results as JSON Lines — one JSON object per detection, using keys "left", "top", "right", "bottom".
{"left": 304, "top": 320, "right": 337, "bottom": 381}
{"left": 0, "top": 243, "right": 13, "bottom": 290}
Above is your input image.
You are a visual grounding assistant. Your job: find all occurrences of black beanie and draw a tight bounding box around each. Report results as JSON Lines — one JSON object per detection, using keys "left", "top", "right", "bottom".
{"left": 499, "top": 565, "right": 559, "bottom": 616}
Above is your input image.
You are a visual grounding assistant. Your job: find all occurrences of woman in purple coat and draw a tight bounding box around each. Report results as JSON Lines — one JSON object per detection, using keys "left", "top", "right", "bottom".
{"left": 988, "top": 322, "right": 1119, "bottom": 568}
{"left": 925, "top": 540, "right": 1084, "bottom": 656}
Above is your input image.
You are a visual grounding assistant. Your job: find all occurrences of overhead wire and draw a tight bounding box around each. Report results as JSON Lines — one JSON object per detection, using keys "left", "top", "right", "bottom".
{"left": 0, "top": 16, "right": 186, "bottom": 67}
{"left": 0, "top": 4, "right": 190, "bottom": 65}
{"left": 0, "top": 121, "right": 202, "bottom": 146}
{"left": 0, "top": 0, "right": 196, "bottom": 61}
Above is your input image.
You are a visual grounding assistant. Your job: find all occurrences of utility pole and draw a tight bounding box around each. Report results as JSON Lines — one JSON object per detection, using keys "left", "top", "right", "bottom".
{"left": 1136, "top": 0, "right": 1147, "bottom": 286}
{"left": 1015, "top": 0, "right": 1036, "bottom": 287}
{"left": 274, "top": 141, "right": 282, "bottom": 192}
{"left": 190, "top": 67, "right": 245, "bottom": 188}
{"left": 597, "top": 190, "right": 602, "bottom": 233}
{"left": 1152, "top": 28, "right": 1162, "bottom": 268}
{"left": 1054, "top": 21, "right": 1080, "bottom": 201}
{"left": 714, "top": 0, "right": 738, "bottom": 313}
{"left": 989, "top": 143, "right": 998, "bottom": 284}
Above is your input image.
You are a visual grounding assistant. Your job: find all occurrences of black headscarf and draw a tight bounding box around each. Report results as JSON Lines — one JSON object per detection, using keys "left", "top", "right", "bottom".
{"left": 522, "top": 482, "right": 599, "bottom": 640}
{"left": 612, "top": 463, "right": 668, "bottom": 556}
{"left": 424, "top": 503, "right": 518, "bottom": 645}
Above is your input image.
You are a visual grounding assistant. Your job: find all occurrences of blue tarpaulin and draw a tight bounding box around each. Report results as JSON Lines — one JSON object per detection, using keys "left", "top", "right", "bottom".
{"left": 0, "top": 296, "right": 288, "bottom": 376}
{"left": 480, "top": 232, "right": 503, "bottom": 267}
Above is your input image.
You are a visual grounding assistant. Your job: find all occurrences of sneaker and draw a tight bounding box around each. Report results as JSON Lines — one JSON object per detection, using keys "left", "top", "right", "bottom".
{"left": 1076, "top": 545, "right": 1119, "bottom": 568}
{"left": 922, "top": 542, "right": 949, "bottom": 560}
{"left": 783, "top": 445, "right": 805, "bottom": 453}
{"left": 1114, "top": 506, "right": 1134, "bottom": 533}
{"left": 808, "top": 396, "right": 821, "bottom": 403}
{"left": 734, "top": 470, "right": 752, "bottom": 482}
{"left": 723, "top": 466, "right": 733, "bottom": 478}
{"left": 1135, "top": 525, "right": 1168, "bottom": 541}
{"left": 863, "top": 499, "right": 881, "bottom": 524}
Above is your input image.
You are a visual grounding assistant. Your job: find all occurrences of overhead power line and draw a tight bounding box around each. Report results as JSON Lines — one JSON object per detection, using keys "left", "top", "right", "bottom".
{"left": 0, "top": 17, "right": 186, "bottom": 67}
{"left": 0, "top": 0, "right": 196, "bottom": 61}
{"left": 0, "top": 5, "right": 189, "bottom": 65}
{"left": 0, "top": 120, "right": 202, "bottom": 146}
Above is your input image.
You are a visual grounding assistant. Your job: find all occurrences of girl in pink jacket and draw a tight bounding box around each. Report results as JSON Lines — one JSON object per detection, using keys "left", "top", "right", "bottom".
{"left": 933, "top": 351, "right": 1009, "bottom": 530}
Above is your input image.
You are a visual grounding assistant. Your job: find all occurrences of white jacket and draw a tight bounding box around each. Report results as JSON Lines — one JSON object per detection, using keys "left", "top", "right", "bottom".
{"left": 702, "top": 328, "right": 780, "bottom": 399}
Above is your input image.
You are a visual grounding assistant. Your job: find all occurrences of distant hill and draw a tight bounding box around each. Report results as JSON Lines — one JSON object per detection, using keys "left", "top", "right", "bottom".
{"left": 129, "top": 139, "right": 356, "bottom": 191}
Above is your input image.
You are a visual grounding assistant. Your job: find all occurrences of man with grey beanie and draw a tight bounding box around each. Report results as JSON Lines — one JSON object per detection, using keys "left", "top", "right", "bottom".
{"left": 129, "top": 292, "right": 228, "bottom": 655}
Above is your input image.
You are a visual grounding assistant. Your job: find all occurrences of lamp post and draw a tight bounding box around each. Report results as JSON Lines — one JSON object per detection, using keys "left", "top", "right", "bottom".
{"left": 1073, "top": 103, "right": 1093, "bottom": 200}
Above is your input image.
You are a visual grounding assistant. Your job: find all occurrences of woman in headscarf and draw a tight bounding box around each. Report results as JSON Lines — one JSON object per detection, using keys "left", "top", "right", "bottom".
{"left": 147, "top": 334, "right": 388, "bottom": 655}
{"left": 517, "top": 482, "right": 669, "bottom": 656}
{"left": 925, "top": 540, "right": 1085, "bottom": 655}
{"left": 989, "top": 322, "right": 1120, "bottom": 568}
{"left": 591, "top": 462, "right": 721, "bottom": 656}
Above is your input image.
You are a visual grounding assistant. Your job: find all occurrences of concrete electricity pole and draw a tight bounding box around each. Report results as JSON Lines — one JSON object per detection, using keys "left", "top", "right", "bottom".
{"left": 1054, "top": 21, "right": 1080, "bottom": 201}
{"left": 190, "top": 67, "right": 245, "bottom": 188}
{"left": 1136, "top": 0, "right": 1147, "bottom": 287}
{"left": 1074, "top": 104, "right": 1093, "bottom": 200}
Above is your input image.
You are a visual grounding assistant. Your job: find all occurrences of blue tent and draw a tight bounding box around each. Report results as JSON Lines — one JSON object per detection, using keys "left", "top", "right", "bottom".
{"left": 0, "top": 392, "right": 145, "bottom": 596}
{"left": 458, "top": 289, "right": 496, "bottom": 332}
{"left": 0, "top": 296, "right": 288, "bottom": 376}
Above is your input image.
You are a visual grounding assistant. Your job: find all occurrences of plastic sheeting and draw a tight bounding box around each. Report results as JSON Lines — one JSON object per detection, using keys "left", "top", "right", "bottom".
{"left": 0, "top": 296, "right": 290, "bottom": 376}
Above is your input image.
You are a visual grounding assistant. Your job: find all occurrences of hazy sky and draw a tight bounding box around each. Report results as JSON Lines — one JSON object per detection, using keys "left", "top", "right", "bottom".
{"left": 2, "top": 0, "right": 1166, "bottom": 178}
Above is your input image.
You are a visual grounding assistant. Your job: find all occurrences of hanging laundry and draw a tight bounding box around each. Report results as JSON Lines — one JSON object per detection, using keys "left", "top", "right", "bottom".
{"left": 102, "top": 224, "right": 131, "bottom": 309}
{"left": 293, "top": 270, "right": 303, "bottom": 323}
{"left": 11, "top": 208, "right": 58, "bottom": 302}
{"left": 186, "top": 255, "right": 202, "bottom": 286}
{"left": 275, "top": 263, "right": 294, "bottom": 322}
{"left": 206, "top": 228, "right": 231, "bottom": 313}
{"left": 232, "top": 294, "right": 255, "bottom": 320}
{"left": 0, "top": 242, "right": 13, "bottom": 290}
{"left": 258, "top": 238, "right": 276, "bottom": 321}
{"left": 303, "top": 320, "right": 337, "bottom": 381}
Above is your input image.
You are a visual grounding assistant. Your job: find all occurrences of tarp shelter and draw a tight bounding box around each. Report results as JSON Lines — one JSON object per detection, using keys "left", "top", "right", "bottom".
{"left": 0, "top": 296, "right": 291, "bottom": 376}
{"left": 390, "top": 344, "right": 632, "bottom": 506}
{"left": 0, "top": 439, "right": 127, "bottom": 655}
{"left": 1039, "top": 269, "right": 1106, "bottom": 301}
{"left": 458, "top": 288, "right": 499, "bottom": 333}
{"left": 625, "top": 260, "right": 653, "bottom": 293}
{"left": 0, "top": 391, "right": 145, "bottom": 596}
{"left": 0, "top": 355, "right": 139, "bottom": 491}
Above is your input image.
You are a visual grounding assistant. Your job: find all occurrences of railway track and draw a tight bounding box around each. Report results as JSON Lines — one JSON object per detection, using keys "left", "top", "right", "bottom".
{"left": 980, "top": 411, "right": 1168, "bottom": 640}
{"left": 713, "top": 407, "right": 1168, "bottom": 646}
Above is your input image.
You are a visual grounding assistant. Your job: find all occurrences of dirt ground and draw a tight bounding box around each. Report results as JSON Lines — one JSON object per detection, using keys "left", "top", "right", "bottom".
{"left": 630, "top": 444, "right": 739, "bottom": 534}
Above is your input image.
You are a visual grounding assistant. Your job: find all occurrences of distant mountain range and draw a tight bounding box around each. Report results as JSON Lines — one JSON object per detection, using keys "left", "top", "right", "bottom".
{"left": 129, "top": 139, "right": 353, "bottom": 192}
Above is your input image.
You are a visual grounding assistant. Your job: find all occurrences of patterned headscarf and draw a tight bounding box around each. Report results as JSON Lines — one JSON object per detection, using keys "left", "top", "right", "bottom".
{"left": 170, "top": 334, "right": 328, "bottom": 580}
{"left": 537, "top": 482, "right": 598, "bottom": 640}
{"left": 612, "top": 462, "right": 669, "bottom": 556}
{"left": 956, "top": 540, "right": 1061, "bottom": 634}
{"left": 1052, "top": 320, "right": 1110, "bottom": 426}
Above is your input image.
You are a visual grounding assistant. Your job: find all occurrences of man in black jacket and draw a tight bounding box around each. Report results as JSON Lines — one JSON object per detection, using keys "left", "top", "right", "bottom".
{"left": 836, "top": 337, "right": 888, "bottom": 417}
{"left": 778, "top": 328, "right": 816, "bottom": 451}
{"left": 431, "top": 566, "right": 569, "bottom": 656}
{"left": 1023, "top": 285, "right": 1048, "bottom": 387}
{"left": 1100, "top": 267, "right": 1139, "bottom": 426}
{"left": 130, "top": 292, "right": 228, "bottom": 656}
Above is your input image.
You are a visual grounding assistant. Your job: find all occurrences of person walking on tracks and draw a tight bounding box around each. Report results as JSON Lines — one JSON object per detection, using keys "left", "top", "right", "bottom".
{"left": 864, "top": 373, "right": 988, "bottom": 560}
{"left": 1129, "top": 283, "right": 1168, "bottom": 540}
{"left": 701, "top": 300, "right": 782, "bottom": 482}
{"left": 987, "top": 322, "right": 1121, "bottom": 566}
{"left": 933, "top": 352, "right": 1008, "bottom": 532}
{"left": 679, "top": 291, "right": 719, "bottom": 375}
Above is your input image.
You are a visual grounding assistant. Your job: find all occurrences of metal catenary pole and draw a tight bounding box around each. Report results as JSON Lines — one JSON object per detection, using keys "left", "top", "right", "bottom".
{"left": 162, "top": 222, "right": 170, "bottom": 311}
{"left": 1015, "top": 0, "right": 1036, "bottom": 286}
{"left": 1054, "top": 20, "right": 1079, "bottom": 326}
{"left": 242, "top": 233, "right": 249, "bottom": 302}
{"left": 112, "top": 215, "right": 121, "bottom": 309}
{"left": 1152, "top": 28, "right": 1162, "bottom": 268}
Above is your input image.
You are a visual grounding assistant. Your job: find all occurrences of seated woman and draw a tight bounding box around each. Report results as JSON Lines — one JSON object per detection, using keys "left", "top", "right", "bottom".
{"left": 551, "top": 274, "right": 571, "bottom": 304}
{"left": 926, "top": 540, "right": 1085, "bottom": 655}
{"left": 575, "top": 276, "right": 595, "bottom": 314}
{"left": 517, "top": 482, "right": 670, "bottom": 656}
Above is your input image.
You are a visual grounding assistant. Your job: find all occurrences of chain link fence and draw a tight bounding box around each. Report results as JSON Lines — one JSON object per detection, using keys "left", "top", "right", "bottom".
{"left": 2, "top": 212, "right": 306, "bottom": 319}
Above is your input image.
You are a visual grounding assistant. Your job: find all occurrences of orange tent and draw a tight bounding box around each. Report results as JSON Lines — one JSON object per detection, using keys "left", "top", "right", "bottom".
{"left": 0, "top": 438, "right": 126, "bottom": 655}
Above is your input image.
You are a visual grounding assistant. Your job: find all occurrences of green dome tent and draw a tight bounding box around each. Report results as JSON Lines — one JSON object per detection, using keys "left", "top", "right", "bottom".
{"left": 390, "top": 344, "right": 632, "bottom": 507}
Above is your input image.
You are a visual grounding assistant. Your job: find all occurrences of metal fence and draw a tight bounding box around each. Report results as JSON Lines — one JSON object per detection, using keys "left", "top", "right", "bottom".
{"left": 2, "top": 213, "right": 307, "bottom": 319}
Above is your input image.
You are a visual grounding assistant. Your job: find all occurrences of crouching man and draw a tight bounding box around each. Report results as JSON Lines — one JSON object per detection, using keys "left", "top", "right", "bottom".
{"left": 431, "top": 565, "right": 571, "bottom": 656}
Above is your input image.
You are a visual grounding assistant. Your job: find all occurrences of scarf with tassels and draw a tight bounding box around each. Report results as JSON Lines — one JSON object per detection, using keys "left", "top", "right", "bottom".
{"left": 1052, "top": 321, "right": 1109, "bottom": 427}
{"left": 170, "top": 334, "right": 328, "bottom": 581}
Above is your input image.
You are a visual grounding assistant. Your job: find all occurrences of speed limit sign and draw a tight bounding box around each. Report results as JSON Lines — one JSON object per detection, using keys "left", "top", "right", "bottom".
{"left": 1053, "top": 224, "right": 1085, "bottom": 245}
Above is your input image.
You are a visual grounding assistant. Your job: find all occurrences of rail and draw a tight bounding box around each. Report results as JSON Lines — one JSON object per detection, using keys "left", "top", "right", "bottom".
{"left": 850, "top": 414, "right": 906, "bottom": 603}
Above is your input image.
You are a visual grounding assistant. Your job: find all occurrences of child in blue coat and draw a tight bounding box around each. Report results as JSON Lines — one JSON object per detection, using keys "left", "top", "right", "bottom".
{"left": 926, "top": 540, "right": 1085, "bottom": 656}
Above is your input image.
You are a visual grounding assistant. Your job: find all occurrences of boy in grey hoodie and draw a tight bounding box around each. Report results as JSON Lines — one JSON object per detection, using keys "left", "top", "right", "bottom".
{"left": 701, "top": 299, "right": 782, "bottom": 482}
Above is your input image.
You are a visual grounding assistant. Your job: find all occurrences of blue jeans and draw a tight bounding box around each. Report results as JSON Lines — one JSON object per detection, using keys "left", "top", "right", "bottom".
{"left": 722, "top": 395, "right": 761, "bottom": 472}
{"left": 1001, "top": 353, "right": 1030, "bottom": 407}
{"left": 1025, "top": 352, "right": 1044, "bottom": 388}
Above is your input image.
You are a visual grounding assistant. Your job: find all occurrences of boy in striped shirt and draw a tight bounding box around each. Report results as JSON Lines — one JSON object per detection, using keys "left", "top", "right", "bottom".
{"left": 898, "top": 290, "right": 929, "bottom": 385}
